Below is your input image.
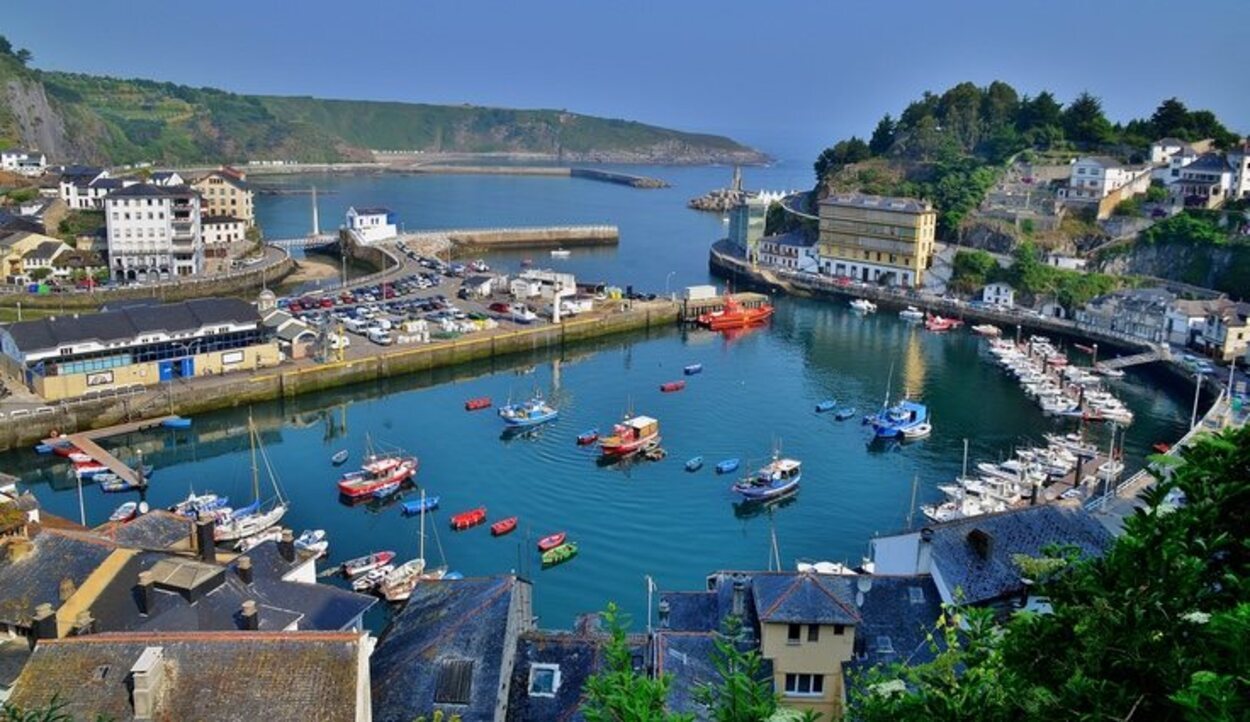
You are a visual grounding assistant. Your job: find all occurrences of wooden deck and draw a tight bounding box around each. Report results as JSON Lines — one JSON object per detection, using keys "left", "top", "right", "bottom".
{"left": 44, "top": 416, "right": 177, "bottom": 487}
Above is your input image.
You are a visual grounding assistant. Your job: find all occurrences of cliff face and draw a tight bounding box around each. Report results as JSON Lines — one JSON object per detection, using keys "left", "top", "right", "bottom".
{"left": 1096, "top": 241, "right": 1250, "bottom": 296}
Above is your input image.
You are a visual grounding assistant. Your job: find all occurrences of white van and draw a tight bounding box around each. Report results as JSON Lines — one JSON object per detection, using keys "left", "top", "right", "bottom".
{"left": 368, "top": 327, "right": 393, "bottom": 345}
{"left": 344, "top": 317, "right": 368, "bottom": 334}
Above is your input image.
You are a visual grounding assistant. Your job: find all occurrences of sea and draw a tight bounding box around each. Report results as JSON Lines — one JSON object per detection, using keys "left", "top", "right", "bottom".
{"left": 0, "top": 158, "right": 1194, "bottom": 632}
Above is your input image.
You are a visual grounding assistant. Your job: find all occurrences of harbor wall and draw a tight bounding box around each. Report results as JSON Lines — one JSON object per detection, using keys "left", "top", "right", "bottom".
{"left": 406, "top": 165, "right": 669, "bottom": 188}
{"left": 0, "top": 301, "right": 678, "bottom": 452}
{"left": 450, "top": 227, "right": 619, "bottom": 251}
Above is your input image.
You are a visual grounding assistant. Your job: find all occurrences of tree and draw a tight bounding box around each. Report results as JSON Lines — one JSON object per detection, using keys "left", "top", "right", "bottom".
{"left": 580, "top": 603, "right": 693, "bottom": 722}
{"left": 868, "top": 115, "right": 896, "bottom": 156}
{"left": 1151, "top": 97, "right": 1191, "bottom": 138}
{"left": 814, "top": 137, "right": 871, "bottom": 182}
{"left": 1015, "top": 92, "right": 1062, "bottom": 133}
{"left": 28, "top": 268, "right": 51, "bottom": 282}
{"left": 937, "top": 82, "right": 984, "bottom": 151}
{"left": 1061, "top": 92, "right": 1113, "bottom": 146}
{"left": 14, "top": 48, "right": 31, "bottom": 66}
{"left": 693, "top": 616, "right": 778, "bottom": 722}
{"left": 981, "top": 81, "right": 1020, "bottom": 132}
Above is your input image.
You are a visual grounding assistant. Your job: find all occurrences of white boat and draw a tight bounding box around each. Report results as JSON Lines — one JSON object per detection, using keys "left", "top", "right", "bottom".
{"left": 1095, "top": 364, "right": 1126, "bottom": 378}
{"left": 215, "top": 416, "right": 289, "bottom": 542}
{"left": 1096, "top": 460, "right": 1125, "bottom": 480}
{"left": 550, "top": 248, "right": 571, "bottom": 258}
{"left": 795, "top": 559, "right": 858, "bottom": 575}
{"left": 901, "top": 422, "right": 931, "bottom": 440}
{"left": 234, "top": 527, "right": 283, "bottom": 553}
{"left": 898, "top": 306, "right": 924, "bottom": 321}
{"left": 849, "top": 298, "right": 877, "bottom": 313}
{"left": 970, "top": 324, "right": 1001, "bottom": 337}
{"left": 352, "top": 564, "right": 394, "bottom": 592}
{"left": 294, "top": 529, "right": 328, "bottom": 557}
{"left": 380, "top": 490, "right": 449, "bottom": 602}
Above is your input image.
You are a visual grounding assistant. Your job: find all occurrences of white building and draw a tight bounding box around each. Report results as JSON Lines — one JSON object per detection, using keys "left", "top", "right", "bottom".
{"left": 758, "top": 233, "right": 818, "bottom": 272}
{"left": 202, "top": 215, "right": 246, "bottom": 246}
{"left": 1166, "top": 299, "right": 1216, "bottom": 348}
{"left": 1173, "top": 153, "right": 1234, "bottom": 209}
{"left": 149, "top": 171, "right": 185, "bottom": 187}
{"left": 345, "top": 206, "right": 397, "bottom": 244}
{"left": 1227, "top": 144, "right": 1250, "bottom": 200}
{"left": 58, "top": 166, "right": 133, "bottom": 210}
{"left": 0, "top": 149, "right": 46, "bottom": 176}
{"left": 1061, "top": 156, "right": 1152, "bottom": 202}
{"left": 1149, "top": 138, "right": 1189, "bottom": 165}
{"left": 1046, "top": 253, "right": 1087, "bottom": 271}
{"left": 104, "top": 183, "right": 204, "bottom": 282}
{"left": 517, "top": 268, "right": 576, "bottom": 300}
{"left": 980, "top": 282, "right": 1015, "bottom": 308}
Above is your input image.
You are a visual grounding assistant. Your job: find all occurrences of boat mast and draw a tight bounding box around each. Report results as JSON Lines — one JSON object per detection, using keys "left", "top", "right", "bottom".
{"left": 249, "top": 413, "right": 259, "bottom": 504}
{"left": 961, "top": 438, "right": 969, "bottom": 479}
{"left": 418, "top": 489, "right": 426, "bottom": 563}
{"left": 906, "top": 474, "right": 919, "bottom": 530}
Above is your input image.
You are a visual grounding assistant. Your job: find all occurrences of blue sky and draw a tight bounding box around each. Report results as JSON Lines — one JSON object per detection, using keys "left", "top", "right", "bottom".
{"left": 7, "top": 0, "right": 1248, "bottom": 162}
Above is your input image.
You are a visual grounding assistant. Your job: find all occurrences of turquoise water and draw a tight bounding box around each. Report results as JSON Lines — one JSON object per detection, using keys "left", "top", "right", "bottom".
{"left": 2, "top": 165, "right": 1193, "bottom": 630}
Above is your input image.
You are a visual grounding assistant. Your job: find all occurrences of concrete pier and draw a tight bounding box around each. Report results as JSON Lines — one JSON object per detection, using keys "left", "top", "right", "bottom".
{"left": 44, "top": 416, "right": 176, "bottom": 486}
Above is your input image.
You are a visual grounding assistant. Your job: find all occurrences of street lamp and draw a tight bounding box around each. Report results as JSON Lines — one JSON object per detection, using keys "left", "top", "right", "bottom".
{"left": 1190, "top": 370, "right": 1202, "bottom": 430}
{"left": 665, "top": 271, "right": 676, "bottom": 296}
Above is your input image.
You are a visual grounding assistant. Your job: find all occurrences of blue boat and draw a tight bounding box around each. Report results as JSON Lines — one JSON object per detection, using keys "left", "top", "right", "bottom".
{"left": 683, "top": 364, "right": 703, "bottom": 375}
{"left": 372, "top": 480, "right": 403, "bottom": 499}
{"left": 162, "top": 416, "right": 192, "bottom": 429}
{"left": 498, "top": 395, "right": 559, "bottom": 427}
{"left": 834, "top": 407, "right": 857, "bottom": 421}
{"left": 444, "top": 571, "right": 465, "bottom": 580}
{"left": 715, "top": 458, "right": 740, "bottom": 474}
{"left": 401, "top": 495, "right": 440, "bottom": 515}
{"left": 732, "top": 456, "right": 802, "bottom": 502}
{"left": 34, "top": 443, "right": 53, "bottom": 454}
{"left": 814, "top": 400, "right": 836, "bottom": 413}
{"left": 685, "top": 456, "right": 704, "bottom": 472}
{"left": 869, "top": 399, "right": 930, "bottom": 439}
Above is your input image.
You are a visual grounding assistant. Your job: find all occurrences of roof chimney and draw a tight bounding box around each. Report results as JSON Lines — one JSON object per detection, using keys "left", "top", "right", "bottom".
{"left": 73, "top": 610, "right": 94, "bottom": 636}
{"left": 968, "top": 529, "right": 994, "bottom": 561}
{"left": 30, "top": 603, "right": 56, "bottom": 646}
{"left": 130, "top": 646, "right": 165, "bottom": 721}
{"left": 731, "top": 575, "right": 746, "bottom": 618}
{"left": 236, "top": 556, "right": 253, "bottom": 585}
{"left": 137, "top": 571, "right": 155, "bottom": 616}
{"left": 657, "top": 598, "right": 670, "bottom": 629}
{"left": 278, "top": 529, "right": 295, "bottom": 563}
{"left": 241, "top": 600, "right": 259, "bottom": 630}
{"left": 916, "top": 527, "right": 935, "bottom": 574}
{"left": 194, "top": 518, "right": 216, "bottom": 563}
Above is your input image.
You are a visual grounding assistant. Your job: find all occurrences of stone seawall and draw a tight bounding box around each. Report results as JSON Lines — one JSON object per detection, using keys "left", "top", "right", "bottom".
{"left": 450, "top": 227, "right": 619, "bottom": 251}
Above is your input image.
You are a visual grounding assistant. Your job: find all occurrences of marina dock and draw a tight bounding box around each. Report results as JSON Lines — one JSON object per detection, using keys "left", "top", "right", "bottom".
{"left": 44, "top": 416, "right": 177, "bottom": 487}
{"left": 1040, "top": 451, "right": 1119, "bottom": 503}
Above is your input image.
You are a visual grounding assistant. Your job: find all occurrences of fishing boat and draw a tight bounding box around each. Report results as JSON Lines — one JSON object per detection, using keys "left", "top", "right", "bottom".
{"left": 660, "top": 380, "right": 686, "bottom": 393}
{"left": 109, "top": 501, "right": 138, "bottom": 523}
{"left": 901, "top": 422, "right": 932, "bottom": 440}
{"left": 685, "top": 456, "right": 704, "bottom": 472}
{"left": 342, "top": 551, "right": 396, "bottom": 577}
{"left": 235, "top": 528, "right": 283, "bottom": 552}
{"left": 294, "top": 529, "right": 329, "bottom": 557}
{"left": 849, "top": 298, "right": 877, "bottom": 313}
{"left": 715, "top": 458, "right": 740, "bottom": 475}
{"left": 732, "top": 456, "right": 802, "bottom": 502}
{"left": 338, "top": 452, "right": 418, "bottom": 498}
{"left": 599, "top": 415, "right": 661, "bottom": 457}
{"left": 161, "top": 416, "right": 192, "bottom": 429}
{"left": 576, "top": 428, "right": 600, "bottom": 445}
{"left": 498, "top": 394, "right": 559, "bottom": 427}
{"left": 683, "top": 363, "right": 703, "bottom": 375}
{"left": 898, "top": 306, "right": 925, "bottom": 321}
{"left": 450, "top": 507, "right": 487, "bottom": 530}
{"left": 537, "top": 532, "right": 567, "bottom": 552}
{"left": 215, "top": 416, "right": 289, "bottom": 542}
{"left": 352, "top": 564, "right": 394, "bottom": 592}
{"left": 72, "top": 460, "right": 109, "bottom": 481}
{"left": 401, "top": 495, "right": 440, "bottom": 515}
{"left": 814, "top": 400, "right": 836, "bottom": 413}
{"left": 834, "top": 407, "right": 857, "bottom": 421}
{"left": 541, "top": 541, "right": 578, "bottom": 567}
{"left": 870, "top": 399, "right": 930, "bottom": 439}
{"left": 98, "top": 476, "right": 140, "bottom": 493}
{"left": 170, "top": 492, "right": 229, "bottom": 518}
{"left": 490, "top": 517, "right": 518, "bottom": 536}
{"left": 380, "top": 491, "right": 449, "bottom": 602}
{"left": 465, "top": 397, "right": 492, "bottom": 411}
{"left": 550, "top": 248, "right": 571, "bottom": 258}
{"left": 971, "top": 323, "right": 1001, "bottom": 337}
{"left": 696, "top": 293, "right": 774, "bottom": 331}
{"left": 330, "top": 449, "right": 349, "bottom": 465}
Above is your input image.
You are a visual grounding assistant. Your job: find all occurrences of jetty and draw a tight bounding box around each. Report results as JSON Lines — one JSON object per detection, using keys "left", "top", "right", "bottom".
{"left": 43, "top": 416, "right": 176, "bottom": 487}
{"left": 1097, "top": 349, "right": 1161, "bottom": 371}
{"left": 404, "top": 165, "right": 669, "bottom": 189}
{"left": 408, "top": 225, "right": 619, "bottom": 251}
{"left": 681, "top": 292, "right": 770, "bottom": 323}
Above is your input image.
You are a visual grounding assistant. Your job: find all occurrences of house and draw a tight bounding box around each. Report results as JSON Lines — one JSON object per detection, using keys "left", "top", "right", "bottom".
{"left": 980, "top": 281, "right": 1015, "bottom": 308}
{"left": 0, "top": 231, "right": 65, "bottom": 282}
{"left": 191, "top": 167, "right": 254, "bottom": 227}
{"left": 1045, "top": 252, "right": 1087, "bottom": 271}
{"left": 262, "top": 308, "right": 318, "bottom": 359}
{"left": 869, "top": 505, "right": 1113, "bottom": 612}
{"left": 58, "top": 166, "right": 131, "bottom": 210}
{"left": 371, "top": 576, "right": 533, "bottom": 722}
{"left": 147, "top": 171, "right": 184, "bottom": 187}
{"left": 1075, "top": 288, "right": 1175, "bottom": 344}
{"left": 51, "top": 248, "right": 106, "bottom": 280}
{"left": 346, "top": 206, "right": 397, "bottom": 244}
{"left": 104, "top": 182, "right": 204, "bottom": 281}
{"left": 517, "top": 269, "right": 576, "bottom": 300}
{"left": 201, "top": 215, "right": 246, "bottom": 246}
{"left": 461, "top": 274, "right": 496, "bottom": 298}
{"left": 1150, "top": 138, "right": 1191, "bottom": 166}
{"left": 1166, "top": 298, "right": 1222, "bottom": 347}
{"left": 20, "top": 240, "right": 71, "bottom": 280}
{"left": 7, "top": 630, "right": 374, "bottom": 721}
{"left": 0, "top": 149, "right": 46, "bottom": 176}
{"left": 1034, "top": 296, "right": 1067, "bottom": 320}
{"left": 1172, "top": 152, "right": 1234, "bottom": 209}
{"left": 1060, "top": 156, "right": 1152, "bottom": 202}
{"left": 1201, "top": 301, "right": 1250, "bottom": 362}
{"left": 1224, "top": 142, "right": 1250, "bottom": 200}
{"left": 758, "top": 232, "right": 818, "bottom": 272}
{"left": 817, "top": 193, "right": 937, "bottom": 287}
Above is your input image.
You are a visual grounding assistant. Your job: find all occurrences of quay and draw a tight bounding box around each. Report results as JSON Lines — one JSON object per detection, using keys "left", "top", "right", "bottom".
{"left": 407, "top": 225, "right": 619, "bottom": 251}
{"left": 42, "top": 416, "right": 177, "bottom": 487}
{"left": 681, "top": 292, "right": 769, "bottom": 323}
{"left": 404, "top": 164, "right": 670, "bottom": 188}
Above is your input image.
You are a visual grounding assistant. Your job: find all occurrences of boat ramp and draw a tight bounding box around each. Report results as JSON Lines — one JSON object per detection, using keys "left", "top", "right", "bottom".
{"left": 43, "top": 416, "right": 177, "bottom": 487}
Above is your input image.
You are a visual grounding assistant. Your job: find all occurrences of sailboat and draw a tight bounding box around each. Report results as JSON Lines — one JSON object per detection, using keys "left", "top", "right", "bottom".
{"left": 214, "top": 415, "right": 289, "bottom": 542}
{"left": 380, "top": 489, "right": 448, "bottom": 602}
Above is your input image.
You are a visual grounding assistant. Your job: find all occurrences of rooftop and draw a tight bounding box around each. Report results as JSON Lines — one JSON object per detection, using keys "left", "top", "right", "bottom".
{"left": 505, "top": 624, "right": 646, "bottom": 722}
{"left": 0, "top": 529, "right": 117, "bottom": 627}
{"left": 22, "top": 240, "right": 63, "bottom": 261}
{"left": 93, "top": 510, "right": 191, "bottom": 549}
{"left": 761, "top": 231, "right": 816, "bottom": 248}
{"left": 846, "top": 575, "right": 944, "bottom": 672}
{"left": 1185, "top": 152, "right": 1233, "bottom": 173}
{"left": 751, "top": 571, "right": 861, "bottom": 625}
{"left": 820, "top": 193, "right": 932, "bottom": 213}
{"left": 349, "top": 206, "right": 392, "bottom": 216}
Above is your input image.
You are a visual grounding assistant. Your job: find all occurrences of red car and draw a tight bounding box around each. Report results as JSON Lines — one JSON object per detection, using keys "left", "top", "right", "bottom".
{"left": 489, "top": 302, "right": 511, "bottom": 313}
{"left": 383, "top": 288, "right": 396, "bottom": 299}
{"left": 288, "top": 302, "right": 303, "bottom": 313}
{"left": 320, "top": 298, "right": 334, "bottom": 308}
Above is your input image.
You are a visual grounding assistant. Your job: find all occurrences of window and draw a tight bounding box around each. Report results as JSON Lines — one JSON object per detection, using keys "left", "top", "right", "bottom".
{"left": 807, "top": 624, "right": 820, "bottom": 642}
{"left": 834, "top": 624, "right": 845, "bottom": 635}
{"left": 875, "top": 636, "right": 895, "bottom": 654}
{"left": 909, "top": 587, "right": 926, "bottom": 604}
{"left": 787, "top": 623, "right": 801, "bottom": 643}
{"left": 528, "top": 663, "right": 561, "bottom": 697}
{"left": 784, "top": 673, "right": 824, "bottom": 696}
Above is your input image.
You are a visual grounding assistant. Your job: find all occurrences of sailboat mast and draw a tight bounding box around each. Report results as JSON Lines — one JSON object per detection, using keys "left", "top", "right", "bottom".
{"left": 907, "top": 474, "right": 919, "bottom": 530}
{"left": 961, "top": 438, "right": 969, "bottom": 479}
{"left": 419, "top": 489, "right": 426, "bottom": 562}
{"left": 249, "top": 414, "right": 259, "bottom": 502}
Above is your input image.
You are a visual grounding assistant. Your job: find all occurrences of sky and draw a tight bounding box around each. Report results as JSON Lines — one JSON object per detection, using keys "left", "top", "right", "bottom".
{"left": 6, "top": 0, "right": 1249, "bottom": 163}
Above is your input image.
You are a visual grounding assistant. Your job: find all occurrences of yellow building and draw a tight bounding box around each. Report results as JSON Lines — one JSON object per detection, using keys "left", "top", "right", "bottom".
{"left": 191, "top": 167, "right": 255, "bottom": 227}
{"left": 0, "top": 231, "right": 68, "bottom": 282}
{"left": 817, "top": 193, "right": 937, "bottom": 287}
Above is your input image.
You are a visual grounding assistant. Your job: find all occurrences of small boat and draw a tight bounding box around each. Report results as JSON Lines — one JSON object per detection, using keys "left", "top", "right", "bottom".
{"left": 109, "top": 502, "right": 138, "bottom": 523}
{"left": 576, "top": 428, "right": 600, "bottom": 445}
{"left": 541, "top": 541, "right": 579, "bottom": 567}
{"left": 643, "top": 445, "right": 667, "bottom": 461}
{"left": 537, "top": 532, "right": 567, "bottom": 552}
{"left": 34, "top": 443, "right": 53, "bottom": 455}
{"left": 600, "top": 415, "right": 661, "bottom": 458}
{"left": 98, "top": 476, "right": 139, "bottom": 493}
{"left": 520, "top": 258, "right": 533, "bottom": 266}
{"left": 330, "top": 450, "right": 349, "bottom": 465}
{"left": 450, "top": 507, "right": 487, "bottom": 530}
{"left": 1095, "top": 364, "right": 1126, "bottom": 378}
{"left": 660, "top": 380, "right": 686, "bottom": 393}
{"left": 465, "top": 396, "right": 492, "bottom": 411}
{"left": 161, "top": 416, "right": 192, "bottom": 429}
{"left": 550, "top": 248, "right": 571, "bottom": 258}
{"left": 924, "top": 313, "right": 963, "bottom": 332}
{"left": 898, "top": 306, "right": 924, "bottom": 321}
{"left": 371, "top": 480, "right": 404, "bottom": 499}
{"left": 834, "top": 407, "right": 857, "bottom": 421}
{"left": 732, "top": 456, "right": 802, "bottom": 502}
{"left": 352, "top": 564, "right": 394, "bottom": 592}
{"left": 294, "top": 529, "right": 328, "bottom": 556}
{"left": 849, "top": 298, "right": 877, "bottom": 313}
{"left": 901, "top": 422, "right": 932, "bottom": 440}
{"left": 170, "top": 492, "right": 229, "bottom": 517}
{"left": 338, "top": 454, "right": 418, "bottom": 498}
{"left": 715, "top": 458, "right": 740, "bottom": 475}
{"left": 869, "top": 399, "right": 930, "bottom": 439}
{"left": 235, "top": 527, "right": 283, "bottom": 552}
{"left": 696, "top": 294, "right": 774, "bottom": 331}
{"left": 401, "top": 495, "right": 440, "bottom": 515}
{"left": 491, "top": 516, "right": 518, "bottom": 536}
{"left": 814, "top": 400, "right": 836, "bottom": 413}
{"left": 51, "top": 443, "right": 81, "bottom": 458}
{"left": 498, "top": 394, "right": 559, "bottom": 427}
{"left": 1151, "top": 442, "right": 1172, "bottom": 454}
{"left": 971, "top": 324, "right": 1001, "bottom": 337}
{"left": 683, "top": 364, "right": 703, "bottom": 375}
{"left": 342, "top": 550, "right": 396, "bottom": 577}
{"left": 685, "top": 456, "right": 704, "bottom": 472}
{"left": 68, "top": 452, "right": 94, "bottom": 463}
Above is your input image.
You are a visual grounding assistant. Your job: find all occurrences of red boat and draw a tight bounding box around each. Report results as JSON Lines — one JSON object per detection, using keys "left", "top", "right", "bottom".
{"left": 52, "top": 443, "right": 81, "bottom": 458}
{"left": 924, "top": 313, "right": 963, "bottom": 332}
{"left": 1152, "top": 442, "right": 1172, "bottom": 454}
{"left": 576, "top": 429, "right": 600, "bottom": 445}
{"left": 660, "top": 380, "right": 686, "bottom": 393}
{"left": 451, "top": 507, "right": 487, "bottom": 530}
{"left": 491, "top": 516, "right": 518, "bottom": 536}
{"left": 696, "top": 294, "right": 774, "bottom": 331}
{"left": 465, "top": 397, "right": 492, "bottom": 411}
{"left": 337, "top": 456, "right": 418, "bottom": 498}
{"left": 537, "top": 531, "right": 567, "bottom": 552}
{"left": 599, "top": 415, "right": 661, "bottom": 457}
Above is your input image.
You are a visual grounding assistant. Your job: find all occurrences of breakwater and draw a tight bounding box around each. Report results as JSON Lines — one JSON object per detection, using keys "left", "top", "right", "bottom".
{"left": 0, "top": 301, "right": 678, "bottom": 452}
{"left": 407, "top": 165, "right": 669, "bottom": 188}
{"left": 407, "top": 225, "right": 620, "bottom": 251}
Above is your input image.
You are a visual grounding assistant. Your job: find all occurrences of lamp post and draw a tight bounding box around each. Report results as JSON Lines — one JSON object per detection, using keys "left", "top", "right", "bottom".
{"left": 665, "top": 271, "right": 676, "bottom": 297}
{"left": 1190, "top": 370, "right": 1202, "bottom": 430}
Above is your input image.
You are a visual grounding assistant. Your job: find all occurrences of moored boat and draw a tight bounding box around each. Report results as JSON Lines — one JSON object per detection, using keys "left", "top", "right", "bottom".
{"left": 234, "top": 527, "right": 283, "bottom": 552}
{"left": 901, "top": 422, "right": 932, "bottom": 440}
{"left": 834, "top": 407, "right": 856, "bottom": 421}
{"left": 401, "top": 495, "right": 440, "bottom": 515}
{"left": 541, "top": 541, "right": 578, "bottom": 567}
{"left": 683, "top": 363, "right": 703, "bottom": 375}
{"left": 98, "top": 476, "right": 141, "bottom": 493}
{"left": 371, "top": 479, "right": 404, "bottom": 499}
{"left": 660, "top": 380, "right": 686, "bottom": 393}
{"left": 732, "top": 456, "right": 802, "bottom": 502}
{"left": 170, "top": 492, "right": 229, "bottom": 517}
{"left": 215, "top": 417, "right": 289, "bottom": 543}
{"left": 599, "top": 415, "right": 661, "bottom": 457}
{"left": 898, "top": 306, "right": 924, "bottom": 321}
{"left": 685, "top": 456, "right": 704, "bottom": 472}
{"left": 870, "top": 399, "right": 930, "bottom": 439}
{"left": 550, "top": 248, "right": 571, "bottom": 258}
{"left": 338, "top": 455, "right": 418, "bottom": 498}
{"left": 576, "top": 428, "right": 600, "bottom": 445}
{"left": 498, "top": 394, "right": 559, "bottom": 427}
{"left": 342, "top": 550, "right": 396, "bottom": 577}
{"left": 52, "top": 442, "right": 81, "bottom": 458}
{"left": 537, "top": 532, "right": 567, "bottom": 552}
{"left": 696, "top": 294, "right": 774, "bottom": 331}
{"left": 814, "top": 400, "right": 836, "bottom": 413}
{"left": 109, "top": 501, "right": 138, "bottom": 523}
{"left": 970, "top": 323, "right": 1001, "bottom": 337}
{"left": 715, "top": 458, "right": 740, "bottom": 474}
{"left": 352, "top": 564, "right": 394, "bottom": 592}
{"left": 465, "top": 396, "right": 492, "bottom": 411}
{"left": 491, "top": 516, "right": 518, "bottom": 536}
{"left": 849, "top": 298, "right": 877, "bottom": 313}
{"left": 450, "top": 507, "right": 487, "bottom": 530}
{"left": 161, "top": 416, "right": 192, "bottom": 429}
{"left": 924, "top": 313, "right": 963, "bottom": 332}
{"left": 330, "top": 450, "right": 349, "bottom": 465}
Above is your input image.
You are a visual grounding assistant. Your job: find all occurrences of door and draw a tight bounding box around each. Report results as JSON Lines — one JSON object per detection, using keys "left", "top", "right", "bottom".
{"left": 158, "top": 361, "right": 174, "bottom": 381}
{"left": 179, "top": 357, "right": 195, "bottom": 378}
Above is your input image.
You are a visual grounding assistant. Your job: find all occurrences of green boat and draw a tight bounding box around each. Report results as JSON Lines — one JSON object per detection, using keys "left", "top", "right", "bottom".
{"left": 541, "top": 541, "right": 578, "bottom": 567}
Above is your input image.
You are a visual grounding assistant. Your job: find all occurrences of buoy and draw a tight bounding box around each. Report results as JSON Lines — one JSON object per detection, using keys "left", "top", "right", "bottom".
{"left": 49, "top": 429, "right": 59, "bottom": 438}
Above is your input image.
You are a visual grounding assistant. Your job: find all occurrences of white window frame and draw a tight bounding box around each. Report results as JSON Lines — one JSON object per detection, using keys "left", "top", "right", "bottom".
{"left": 527, "top": 663, "right": 561, "bottom": 698}
{"left": 784, "top": 673, "right": 825, "bottom": 697}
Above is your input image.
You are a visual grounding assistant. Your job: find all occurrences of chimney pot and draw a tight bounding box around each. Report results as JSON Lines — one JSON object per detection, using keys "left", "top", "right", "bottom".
{"left": 657, "top": 598, "right": 670, "bottom": 629}
{"left": 241, "top": 599, "right": 259, "bottom": 630}
{"left": 194, "top": 518, "right": 216, "bottom": 563}
{"left": 278, "top": 529, "right": 295, "bottom": 563}
{"left": 731, "top": 576, "right": 746, "bottom": 618}
{"left": 130, "top": 646, "right": 165, "bottom": 721}
{"left": 73, "top": 610, "right": 94, "bottom": 636}
{"left": 31, "top": 603, "right": 57, "bottom": 645}
{"left": 137, "top": 571, "right": 155, "bottom": 616}
{"left": 237, "top": 556, "right": 253, "bottom": 585}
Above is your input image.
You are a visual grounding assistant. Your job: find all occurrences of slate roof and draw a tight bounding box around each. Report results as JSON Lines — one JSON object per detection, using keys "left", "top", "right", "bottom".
{"left": 149, "top": 171, "right": 178, "bottom": 182}
{"left": 820, "top": 193, "right": 931, "bottom": 213}
{"left": 507, "top": 627, "right": 648, "bottom": 722}
{"left": 4, "top": 297, "right": 260, "bottom": 355}
{"left": 463, "top": 275, "right": 494, "bottom": 287}
{"left": 372, "top": 575, "right": 526, "bottom": 722}
{"left": 93, "top": 510, "right": 191, "bottom": 550}
{"left": 350, "top": 206, "right": 392, "bottom": 216}
{"left": 0, "top": 635, "right": 31, "bottom": 691}
{"left": 761, "top": 231, "right": 815, "bottom": 248}
{"left": 1185, "top": 152, "right": 1233, "bottom": 173}
{"left": 846, "top": 575, "right": 944, "bottom": 673}
{"left": 196, "top": 169, "right": 250, "bottom": 191}
{"left": 927, "top": 505, "right": 1113, "bottom": 605}
{"left": 1079, "top": 155, "right": 1126, "bottom": 169}
{"left": 104, "top": 182, "right": 195, "bottom": 199}
{"left": 7, "top": 631, "right": 365, "bottom": 722}
{"left": 1154, "top": 137, "right": 1188, "bottom": 147}
{"left": 23, "top": 240, "right": 63, "bottom": 261}
{"left": 751, "top": 572, "right": 861, "bottom": 625}
{"left": 0, "top": 212, "right": 44, "bottom": 235}
{"left": 0, "top": 529, "right": 117, "bottom": 627}
{"left": 58, "top": 165, "right": 104, "bottom": 182}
